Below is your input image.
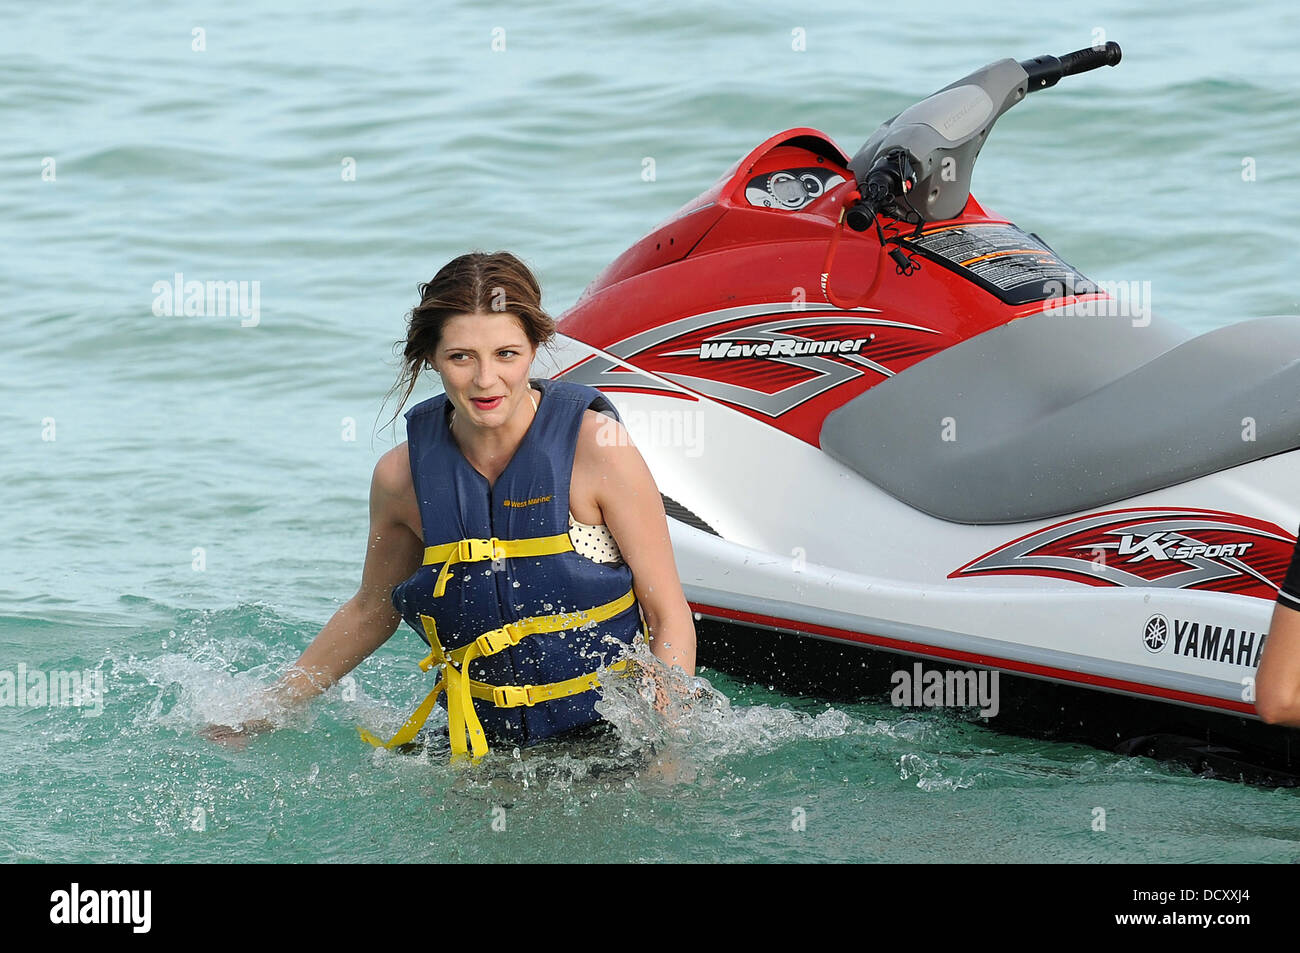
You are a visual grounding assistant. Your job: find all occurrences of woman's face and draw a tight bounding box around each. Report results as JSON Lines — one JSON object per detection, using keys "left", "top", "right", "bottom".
{"left": 431, "top": 311, "right": 537, "bottom": 429}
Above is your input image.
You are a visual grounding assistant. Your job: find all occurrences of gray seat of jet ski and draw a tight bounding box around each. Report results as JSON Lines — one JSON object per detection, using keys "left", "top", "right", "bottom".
{"left": 820, "top": 308, "right": 1300, "bottom": 524}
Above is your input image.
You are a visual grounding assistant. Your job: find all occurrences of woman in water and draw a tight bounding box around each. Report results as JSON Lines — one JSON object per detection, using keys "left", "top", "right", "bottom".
{"left": 207, "top": 251, "right": 696, "bottom": 756}
{"left": 1255, "top": 530, "right": 1300, "bottom": 726}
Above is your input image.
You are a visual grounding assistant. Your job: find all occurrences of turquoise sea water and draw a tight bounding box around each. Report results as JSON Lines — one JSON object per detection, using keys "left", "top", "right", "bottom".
{"left": 3, "top": 1, "right": 1300, "bottom": 863}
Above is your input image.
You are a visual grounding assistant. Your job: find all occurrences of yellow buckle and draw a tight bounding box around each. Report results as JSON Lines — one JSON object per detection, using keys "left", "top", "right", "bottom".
{"left": 459, "top": 538, "right": 497, "bottom": 562}
{"left": 492, "top": 685, "right": 532, "bottom": 707}
{"left": 417, "top": 649, "right": 442, "bottom": 672}
{"left": 475, "top": 623, "right": 522, "bottom": 656}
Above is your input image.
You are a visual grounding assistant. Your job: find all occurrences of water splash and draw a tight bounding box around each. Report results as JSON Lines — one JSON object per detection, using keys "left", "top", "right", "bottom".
{"left": 594, "top": 637, "right": 859, "bottom": 765}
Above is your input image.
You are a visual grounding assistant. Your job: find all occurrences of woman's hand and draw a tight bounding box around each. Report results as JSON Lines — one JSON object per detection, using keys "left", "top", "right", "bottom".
{"left": 1256, "top": 601, "right": 1300, "bottom": 725}
{"left": 198, "top": 445, "right": 423, "bottom": 748}
{"left": 199, "top": 718, "right": 274, "bottom": 751}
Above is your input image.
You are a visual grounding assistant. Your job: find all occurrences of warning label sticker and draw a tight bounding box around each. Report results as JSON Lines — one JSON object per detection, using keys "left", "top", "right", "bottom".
{"left": 903, "top": 222, "right": 1097, "bottom": 306}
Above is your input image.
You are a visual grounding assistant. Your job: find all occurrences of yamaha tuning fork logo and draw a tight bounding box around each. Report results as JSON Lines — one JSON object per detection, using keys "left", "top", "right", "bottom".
{"left": 1143, "top": 614, "right": 1169, "bottom": 653}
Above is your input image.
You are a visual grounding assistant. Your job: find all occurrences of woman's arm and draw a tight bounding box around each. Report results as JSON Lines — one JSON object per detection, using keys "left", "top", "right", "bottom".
{"left": 204, "top": 445, "right": 424, "bottom": 743}
{"left": 1256, "top": 535, "right": 1300, "bottom": 726}
{"left": 577, "top": 412, "right": 697, "bottom": 675}
{"left": 1256, "top": 602, "right": 1300, "bottom": 726}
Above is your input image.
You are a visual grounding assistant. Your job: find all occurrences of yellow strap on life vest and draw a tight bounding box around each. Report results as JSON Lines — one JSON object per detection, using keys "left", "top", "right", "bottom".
{"left": 357, "top": 588, "right": 638, "bottom": 760}
{"left": 353, "top": 662, "right": 632, "bottom": 750}
{"left": 355, "top": 674, "right": 447, "bottom": 749}
{"left": 424, "top": 533, "right": 575, "bottom": 598}
{"left": 485, "top": 664, "right": 628, "bottom": 707}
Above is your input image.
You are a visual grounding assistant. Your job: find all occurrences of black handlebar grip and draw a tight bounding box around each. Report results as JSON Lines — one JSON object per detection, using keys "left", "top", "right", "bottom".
{"left": 1019, "top": 41, "right": 1121, "bottom": 92}
{"left": 1058, "top": 41, "right": 1122, "bottom": 76}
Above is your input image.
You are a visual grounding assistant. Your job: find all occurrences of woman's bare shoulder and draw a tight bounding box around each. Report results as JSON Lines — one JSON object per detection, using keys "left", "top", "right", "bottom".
{"left": 374, "top": 441, "right": 412, "bottom": 493}
{"left": 574, "top": 409, "right": 657, "bottom": 490}
{"left": 575, "top": 409, "right": 626, "bottom": 461}
{"left": 571, "top": 411, "right": 627, "bottom": 523}
{"left": 372, "top": 442, "right": 422, "bottom": 539}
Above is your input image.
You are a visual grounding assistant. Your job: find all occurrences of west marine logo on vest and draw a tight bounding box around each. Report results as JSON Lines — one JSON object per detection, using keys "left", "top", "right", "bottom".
{"left": 49, "top": 884, "right": 151, "bottom": 934}
{"left": 502, "top": 494, "right": 553, "bottom": 508}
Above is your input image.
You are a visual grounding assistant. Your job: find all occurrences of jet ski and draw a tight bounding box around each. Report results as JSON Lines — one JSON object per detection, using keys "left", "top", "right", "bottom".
{"left": 542, "top": 42, "right": 1300, "bottom": 778}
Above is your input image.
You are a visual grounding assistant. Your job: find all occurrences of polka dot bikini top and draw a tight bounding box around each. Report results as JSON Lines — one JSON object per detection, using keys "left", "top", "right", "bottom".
{"left": 568, "top": 512, "right": 624, "bottom": 566}
{"left": 452, "top": 388, "right": 625, "bottom": 567}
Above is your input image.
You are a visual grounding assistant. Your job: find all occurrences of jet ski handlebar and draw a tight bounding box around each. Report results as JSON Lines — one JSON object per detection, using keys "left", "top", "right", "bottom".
{"left": 1019, "top": 41, "right": 1123, "bottom": 92}
{"left": 843, "top": 41, "right": 1123, "bottom": 229}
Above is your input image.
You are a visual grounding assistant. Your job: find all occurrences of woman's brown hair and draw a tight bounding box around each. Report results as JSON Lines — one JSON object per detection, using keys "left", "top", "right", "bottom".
{"left": 382, "top": 251, "right": 556, "bottom": 429}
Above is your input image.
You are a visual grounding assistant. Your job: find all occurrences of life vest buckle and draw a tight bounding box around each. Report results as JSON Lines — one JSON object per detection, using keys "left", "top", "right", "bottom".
{"left": 459, "top": 538, "right": 496, "bottom": 562}
{"left": 492, "top": 685, "right": 533, "bottom": 708}
{"left": 475, "top": 623, "right": 523, "bottom": 657}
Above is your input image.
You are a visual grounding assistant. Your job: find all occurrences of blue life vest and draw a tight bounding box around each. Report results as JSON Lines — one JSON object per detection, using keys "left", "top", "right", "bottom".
{"left": 369, "top": 377, "right": 644, "bottom": 758}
